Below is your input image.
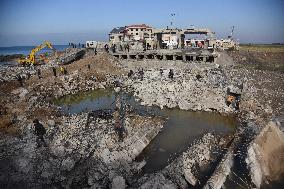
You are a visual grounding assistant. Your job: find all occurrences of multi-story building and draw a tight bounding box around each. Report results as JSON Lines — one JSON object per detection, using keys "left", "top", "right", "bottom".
{"left": 109, "top": 24, "right": 153, "bottom": 43}
{"left": 126, "top": 24, "right": 153, "bottom": 41}
{"left": 108, "top": 24, "right": 233, "bottom": 50}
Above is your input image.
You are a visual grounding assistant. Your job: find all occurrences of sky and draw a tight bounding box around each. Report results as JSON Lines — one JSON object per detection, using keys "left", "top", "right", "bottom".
{"left": 0, "top": 0, "right": 283, "bottom": 46}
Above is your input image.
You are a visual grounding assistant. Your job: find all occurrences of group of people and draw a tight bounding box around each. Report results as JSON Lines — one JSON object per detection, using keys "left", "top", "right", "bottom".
{"left": 104, "top": 44, "right": 118, "bottom": 53}
{"left": 127, "top": 69, "right": 144, "bottom": 80}
{"left": 69, "top": 42, "right": 84, "bottom": 48}
{"left": 104, "top": 43, "right": 130, "bottom": 53}
{"left": 16, "top": 66, "right": 69, "bottom": 87}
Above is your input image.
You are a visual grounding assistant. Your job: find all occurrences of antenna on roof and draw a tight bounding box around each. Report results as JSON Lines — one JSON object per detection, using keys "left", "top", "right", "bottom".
{"left": 228, "top": 26, "right": 235, "bottom": 39}
{"left": 169, "top": 13, "right": 176, "bottom": 28}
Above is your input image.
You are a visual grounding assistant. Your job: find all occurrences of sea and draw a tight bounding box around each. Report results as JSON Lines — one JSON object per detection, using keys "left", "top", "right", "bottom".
{"left": 0, "top": 45, "right": 69, "bottom": 55}
{"left": 0, "top": 45, "right": 69, "bottom": 66}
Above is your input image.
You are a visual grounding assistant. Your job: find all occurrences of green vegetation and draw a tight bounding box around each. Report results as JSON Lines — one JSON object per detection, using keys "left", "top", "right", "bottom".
{"left": 235, "top": 44, "right": 284, "bottom": 73}
{"left": 237, "top": 62, "right": 284, "bottom": 73}
{"left": 240, "top": 44, "right": 284, "bottom": 53}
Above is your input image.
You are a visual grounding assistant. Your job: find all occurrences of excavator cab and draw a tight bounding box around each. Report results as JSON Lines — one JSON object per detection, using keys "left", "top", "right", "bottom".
{"left": 18, "top": 41, "right": 56, "bottom": 66}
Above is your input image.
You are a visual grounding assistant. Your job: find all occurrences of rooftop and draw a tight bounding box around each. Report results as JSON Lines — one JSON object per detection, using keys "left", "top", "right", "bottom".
{"left": 109, "top": 26, "right": 126, "bottom": 34}
{"left": 127, "top": 24, "right": 152, "bottom": 28}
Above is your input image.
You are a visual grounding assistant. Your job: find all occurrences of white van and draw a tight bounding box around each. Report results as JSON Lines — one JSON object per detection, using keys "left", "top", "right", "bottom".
{"left": 86, "top": 41, "right": 98, "bottom": 49}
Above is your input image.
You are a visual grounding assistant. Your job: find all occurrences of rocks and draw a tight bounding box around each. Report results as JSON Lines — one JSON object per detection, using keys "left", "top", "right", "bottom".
{"left": 139, "top": 173, "right": 177, "bottom": 189}
{"left": 61, "top": 157, "right": 75, "bottom": 171}
{"left": 58, "top": 48, "right": 86, "bottom": 65}
{"left": 111, "top": 176, "right": 126, "bottom": 189}
{"left": 0, "top": 110, "right": 164, "bottom": 188}
{"left": 245, "top": 121, "right": 284, "bottom": 188}
{"left": 47, "top": 119, "right": 55, "bottom": 127}
{"left": 1, "top": 48, "right": 283, "bottom": 189}
{"left": 161, "top": 133, "right": 219, "bottom": 188}
{"left": 11, "top": 87, "right": 29, "bottom": 100}
{"left": 125, "top": 68, "right": 231, "bottom": 113}
{"left": 227, "top": 84, "right": 242, "bottom": 94}
{"left": 203, "top": 143, "right": 234, "bottom": 189}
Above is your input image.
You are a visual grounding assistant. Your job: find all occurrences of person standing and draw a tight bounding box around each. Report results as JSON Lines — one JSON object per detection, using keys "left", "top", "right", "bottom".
{"left": 27, "top": 72, "right": 31, "bottom": 79}
{"left": 52, "top": 67, "right": 57, "bottom": 77}
{"left": 111, "top": 44, "right": 116, "bottom": 53}
{"left": 168, "top": 69, "right": 174, "bottom": 79}
{"left": 128, "top": 70, "right": 134, "bottom": 78}
{"left": 64, "top": 67, "right": 68, "bottom": 75}
{"left": 16, "top": 75, "right": 23, "bottom": 87}
{"left": 126, "top": 44, "right": 130, "bottom": 52}
{"left": 160, "top": 69, "right": 163, "bottom": 76}
{"left": 37, "top": 69, "right": 42, "bottom": 79}
{"left": 33, "top": 119, "right": 47, "bottom": 147}
{"left": 60, "top": 66, "right": 64, "bottom": 75}
{"left": 104, "top": 44, "right": 109, "bottom": 53}
{"left": 138, "top": 69, "right": 144, "bottom": 81}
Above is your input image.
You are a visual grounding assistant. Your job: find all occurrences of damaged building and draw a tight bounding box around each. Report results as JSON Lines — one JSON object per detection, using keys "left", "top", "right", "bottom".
{"left": 109, "top": 24, "right": 239, "bottom": 51}
{"left": 109, "top": 24, "right": 217, "bottom": 50}
{"left": 109, "top": 24, "right": 153, "bottom": 43}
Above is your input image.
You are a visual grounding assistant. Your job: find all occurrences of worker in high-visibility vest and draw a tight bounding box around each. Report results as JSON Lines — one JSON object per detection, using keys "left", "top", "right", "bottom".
{"left": 226, "top": 95, "right": 236, "bottom": 105}
{"left": 60, "top": 66, "right": 64, "bottom": 75}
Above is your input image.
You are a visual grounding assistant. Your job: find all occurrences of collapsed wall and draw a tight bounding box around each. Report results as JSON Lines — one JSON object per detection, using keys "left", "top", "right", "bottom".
{"left": 246, "top": 121, "right": 284, "bottom": 188}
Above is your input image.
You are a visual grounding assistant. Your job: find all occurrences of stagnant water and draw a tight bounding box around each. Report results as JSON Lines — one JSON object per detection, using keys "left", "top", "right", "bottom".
{"left": 54, "top": 89, "right": 237, "bottom": 173}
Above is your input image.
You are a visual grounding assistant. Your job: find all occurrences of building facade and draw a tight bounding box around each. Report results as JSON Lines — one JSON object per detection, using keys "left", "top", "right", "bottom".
{"left": 109, "top": 24, "right": 153, "bottom": 43}
{"left": 108, "top": 24, "right": 235, "bottom": 50}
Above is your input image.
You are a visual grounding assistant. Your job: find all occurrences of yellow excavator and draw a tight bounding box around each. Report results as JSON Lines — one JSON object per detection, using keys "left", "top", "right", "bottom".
{"left": 18, "top": 41, "right": 56, "bottom": 65}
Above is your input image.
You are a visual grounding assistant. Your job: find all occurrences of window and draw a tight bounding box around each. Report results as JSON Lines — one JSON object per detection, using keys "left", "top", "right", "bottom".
{"left": 136, "top": 29, "right": 138, "bottom": 31}
{"left": 136, "top": 33, "right": 138, "bottom": 35}
{"left": 131, "top": 29, "right": 133, "bottom": 31}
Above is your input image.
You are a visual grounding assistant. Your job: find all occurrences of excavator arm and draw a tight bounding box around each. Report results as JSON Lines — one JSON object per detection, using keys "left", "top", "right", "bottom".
{"left": 18, "top": 41, "right": 56, "bottom": 65}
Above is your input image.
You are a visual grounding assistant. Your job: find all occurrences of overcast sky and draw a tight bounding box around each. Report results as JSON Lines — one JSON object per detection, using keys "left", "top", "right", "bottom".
{"left": 0, "top": 0, "right": 284, "bottom": 46}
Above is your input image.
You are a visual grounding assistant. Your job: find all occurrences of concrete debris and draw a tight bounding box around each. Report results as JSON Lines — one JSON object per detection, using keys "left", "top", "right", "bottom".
{"left": 203, "top": 140, "right": 234, "bottom": 189}
{"left": 0, "top": 46, "right": 283, "bottom": 188}
{"left": 246, "top": 121, "right": 284, "bottom": 188}
{"left": 58, "top": 48, "right": 86, "bottom": 65}
{"left": 162, "top": 133, "right": 219, "bottom": 187}
{"left": 139, "top": 173, "right": 177, "bottom": 189}
{"left": 112, "top": 176, "right": 126, "bottom": 189}
{"left": 124, "top": 67, "right": 231, "bottom": 113}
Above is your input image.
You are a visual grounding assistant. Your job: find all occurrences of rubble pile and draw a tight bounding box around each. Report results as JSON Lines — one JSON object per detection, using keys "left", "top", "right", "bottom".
{"left": 0, "top": 46, "right": 283, "bottom": 189}
{"left": 58, "top": 48, "right": 86, "bottom": 65}
{"left": 134, "top": 133, "right": 220, "bottom": 188}
{"left": 0, "top": 111, "right": 164, "bottom": 188}
{"left": 0, "top": 64, "right": 50, "bottom": 82}
{"left": 124, "top": 67, "right": 232, "bottom": 113}
{"left": 29, "top": 71, "right": 107, "bottom": 99}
